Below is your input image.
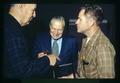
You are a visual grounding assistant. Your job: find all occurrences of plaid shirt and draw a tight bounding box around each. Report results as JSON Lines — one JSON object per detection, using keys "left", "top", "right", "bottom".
{"left": 77, "top": 29, "right": 116, "bottom": 78}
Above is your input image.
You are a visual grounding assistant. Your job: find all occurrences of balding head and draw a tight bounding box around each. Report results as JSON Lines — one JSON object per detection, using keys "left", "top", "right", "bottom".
{"left": 9, "top": 4, "right": 36, "bottom": 26}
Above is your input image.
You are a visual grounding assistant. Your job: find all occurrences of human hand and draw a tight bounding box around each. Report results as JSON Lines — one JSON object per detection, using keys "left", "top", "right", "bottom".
{"left": 37, "top": 51, "right": 48, "bottom": 58}
{"left": 47, "top": 54, "right": 60, "bottom": 66}
{"left": 58, "top": 73, "right": 74, "bottom": 79}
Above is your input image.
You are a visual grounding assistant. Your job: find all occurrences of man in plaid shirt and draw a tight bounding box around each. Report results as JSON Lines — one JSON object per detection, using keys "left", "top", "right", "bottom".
{"left": 75, "top": 4, "right": 116, "bottom": 78}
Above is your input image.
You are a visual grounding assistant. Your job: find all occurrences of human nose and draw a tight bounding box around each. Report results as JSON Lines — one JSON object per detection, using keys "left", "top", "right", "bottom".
{"left": 33, "top": 11, "right": 36, "bottom": 18}
{"left": 75, "top": 19, "right": 78, "bottom": 25}
{"left": 54, "top": 29, "right": 59, "bottom": 34}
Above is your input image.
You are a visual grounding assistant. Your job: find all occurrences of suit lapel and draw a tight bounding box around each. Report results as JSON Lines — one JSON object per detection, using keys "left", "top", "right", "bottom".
{"left": 59, "top": 37, "right": 66, "bottom": 58}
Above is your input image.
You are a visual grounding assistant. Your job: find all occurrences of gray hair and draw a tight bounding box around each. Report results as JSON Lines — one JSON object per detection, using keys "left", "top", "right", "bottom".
{"left": 49, "top": 16, "right": 65, "bottom": 28}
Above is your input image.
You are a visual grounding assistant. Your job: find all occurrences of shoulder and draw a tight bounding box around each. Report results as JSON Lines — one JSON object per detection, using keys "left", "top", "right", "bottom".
{"left": 96, "top": 31, "right": 113, "bottom": 47}
{"left": 95, "top": 32, "right": 115, "bottom": 56}
{"left": 63, "top": 34, "right": 77, "bottom": 40}
{"left": 63, "top": 35, "right": 77, "bottom": 44}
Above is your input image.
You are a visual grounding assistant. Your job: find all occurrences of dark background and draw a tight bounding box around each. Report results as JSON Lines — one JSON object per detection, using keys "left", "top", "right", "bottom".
{"left": 1, "top": 0, "right": 120, "bottom": 83}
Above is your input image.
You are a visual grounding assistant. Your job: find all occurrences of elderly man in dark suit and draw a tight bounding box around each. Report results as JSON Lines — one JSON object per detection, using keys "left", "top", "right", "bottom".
{"left": 32, "top": 16, "right": 78, "bottom": 78}
{"left": 4, "top": 4, "right": 59, "bottom": 78}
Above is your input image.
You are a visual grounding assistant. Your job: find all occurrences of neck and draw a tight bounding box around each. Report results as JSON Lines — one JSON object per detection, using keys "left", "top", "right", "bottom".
{"left": 85, "top": 25, "right": 99, "bottom": 39}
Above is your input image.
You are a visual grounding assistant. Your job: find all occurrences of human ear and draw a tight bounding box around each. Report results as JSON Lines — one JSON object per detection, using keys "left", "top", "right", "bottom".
{"left": 88, "top": 18, "right": 95, "bottom": 27}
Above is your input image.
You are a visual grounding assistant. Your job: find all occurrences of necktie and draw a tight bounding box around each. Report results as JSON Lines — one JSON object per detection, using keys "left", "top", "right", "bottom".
{"left": 52, "top": 40, "right": 59, "bottom": 56}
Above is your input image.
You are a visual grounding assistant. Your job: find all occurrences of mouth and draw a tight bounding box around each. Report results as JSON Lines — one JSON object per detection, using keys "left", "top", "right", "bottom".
{"left": 53, "top": 35, "right": 60, "bottom": 39}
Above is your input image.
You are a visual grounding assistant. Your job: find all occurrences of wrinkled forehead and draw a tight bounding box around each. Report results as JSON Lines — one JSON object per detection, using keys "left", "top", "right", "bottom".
{"left": 51, "top": 20, "right": 63, "bottom": 26}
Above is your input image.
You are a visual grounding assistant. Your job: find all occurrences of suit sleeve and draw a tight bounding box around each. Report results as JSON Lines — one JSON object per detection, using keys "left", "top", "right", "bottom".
{"left": 32, "top": 34, "right": 43, "bottom": 58}
{"left": 5, "top": 35, "right": 50, "bottom": 78}
{"left": 71, "top": 38, "right": 79, "bottom": 74}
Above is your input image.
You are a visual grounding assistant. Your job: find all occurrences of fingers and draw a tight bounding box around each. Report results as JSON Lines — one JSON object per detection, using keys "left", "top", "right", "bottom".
{"left": 37, "top": 53, "right": 61, "bottom": 66}
{"left": 56, "top": 56, "right": 61, "bottom": 61}
{"left": 48, "top": 54, "right": 61, "bottom": 61}
{"left": 38, "top": 52, "right": 47, "bottom": 58}
{"left": 47, "top": 54, "right": 61, "bottom": 66}
{"left": 47, "top": 55, "right": 56, "bottom": 66}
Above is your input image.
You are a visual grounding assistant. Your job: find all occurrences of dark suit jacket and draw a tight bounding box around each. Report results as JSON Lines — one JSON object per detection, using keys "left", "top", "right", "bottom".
{"left": 3, "top": 13, "right": 51, "bottom": 78}
{"left": 32, "top": 32, "right": 78, "bottom": 78}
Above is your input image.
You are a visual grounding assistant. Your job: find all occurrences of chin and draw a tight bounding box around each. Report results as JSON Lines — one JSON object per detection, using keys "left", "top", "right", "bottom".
{"left": 54, "top": 37, "right": 59, "bottom": 39}
{"left": 53, "top": 37, "right": 61, "bottom": 40}
{"left": 78, "top": 29, "right": 83, "bottom": 33}
{"left": 77, "top": 30, "right": 80, "bottom": 33}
